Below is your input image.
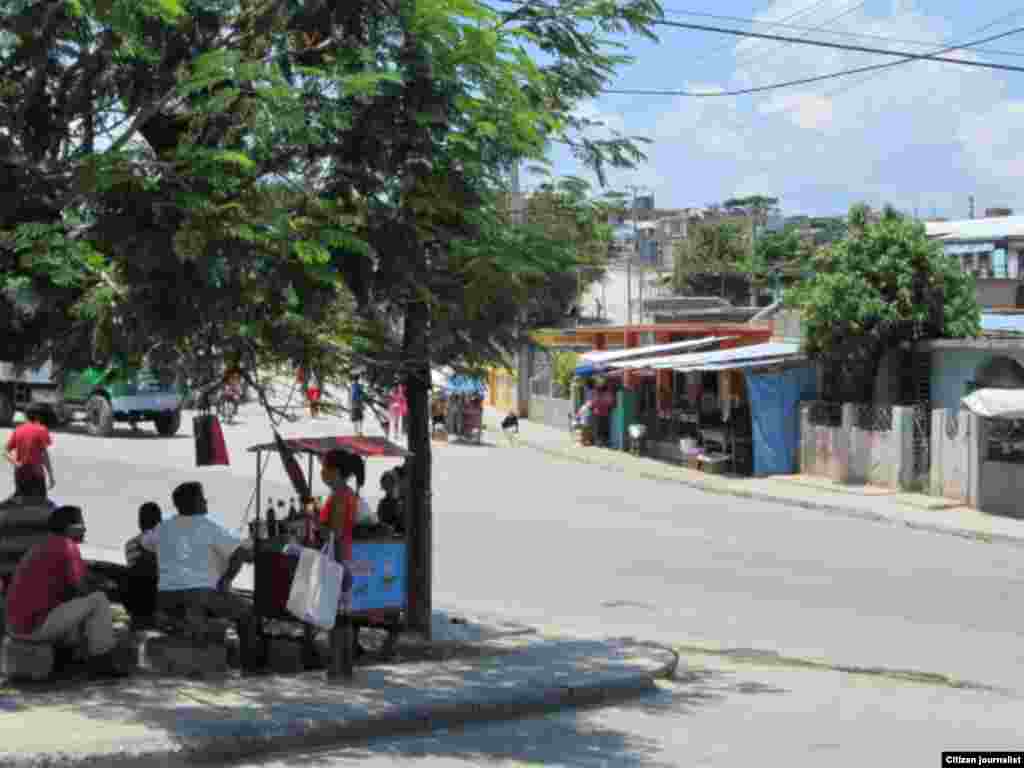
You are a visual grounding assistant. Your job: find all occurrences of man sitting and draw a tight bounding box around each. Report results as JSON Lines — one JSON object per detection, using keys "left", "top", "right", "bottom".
{"left": 4, "top": 505, "right": 126, "bottom": 678}
{"left": 141, "top": 482, "right": 263, "bottom": 672}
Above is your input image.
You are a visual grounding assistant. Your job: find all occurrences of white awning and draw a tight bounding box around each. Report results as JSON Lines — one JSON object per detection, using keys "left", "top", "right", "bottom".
{"left": 941, "top": 241, "right": 996, "bottom": 255}
{"left": 630, "top": 342, "right": 802, "bottom": 372}
{"left": 962, "top": 388, "right": 1024, "bottom": 419}
{"left": 581, "top": 336, "right": 732, "bottom": 365}
{"left": 686, "top": 357, "right": 806, "bottom": 372}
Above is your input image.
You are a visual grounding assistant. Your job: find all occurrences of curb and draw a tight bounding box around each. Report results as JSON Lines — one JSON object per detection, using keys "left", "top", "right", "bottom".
{"left": 7, "top": 649, "right": 678, "bottom": 768}
{"left": 494, "top": 417, "right": 1024, "bottom": 549}
{"left": 190, "top": 666, "right": 674, "bottom": 765}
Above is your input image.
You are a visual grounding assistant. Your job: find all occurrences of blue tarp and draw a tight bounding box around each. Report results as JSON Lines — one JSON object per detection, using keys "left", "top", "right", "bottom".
{"left": 744, "top": 366, "right": 817, "bottom": 476}
{"left": 574, "top": 362, "right": 607, "bottom": 377}
{"left": 443, "top": 376, "right": 487, "bottom": 396}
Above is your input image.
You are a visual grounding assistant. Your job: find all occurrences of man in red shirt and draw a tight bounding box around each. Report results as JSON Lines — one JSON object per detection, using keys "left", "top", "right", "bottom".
{"left": 5, "top": 505, "right": 125, "bottom": 677}
{"left": 591, "top": 383, "right": 615, "bottom": 447}
{"left": 5, "top": 404, "right": 55, "bottom": 499}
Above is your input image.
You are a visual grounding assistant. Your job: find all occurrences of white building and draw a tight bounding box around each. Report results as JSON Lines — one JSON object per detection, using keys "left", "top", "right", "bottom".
{"left": 926, "top": 215, "right": 1024, "bottom": 308}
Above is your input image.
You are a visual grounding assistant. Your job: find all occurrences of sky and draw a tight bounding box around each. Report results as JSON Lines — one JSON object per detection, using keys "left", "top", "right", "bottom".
{"left": 544, "top": 0, "right": 1024, "bottom": 219}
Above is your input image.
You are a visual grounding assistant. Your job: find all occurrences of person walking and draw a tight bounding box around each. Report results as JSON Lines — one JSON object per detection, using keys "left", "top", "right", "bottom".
{"left": 5, "top": 403, "right": 55, "bottom": 500}
{"left": 388, "top": 384, "right": 408, "bottom": 444}
{"left": 306, "top": 370, "right": 322, "bottom": 419}
{"left": 350, "top": 375, "right": 365, "bottom": 436}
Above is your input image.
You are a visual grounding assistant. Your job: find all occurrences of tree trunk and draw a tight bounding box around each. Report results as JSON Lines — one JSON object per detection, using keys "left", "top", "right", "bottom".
{"left": 403, "top": 297, "right": 432, "bottom": 639}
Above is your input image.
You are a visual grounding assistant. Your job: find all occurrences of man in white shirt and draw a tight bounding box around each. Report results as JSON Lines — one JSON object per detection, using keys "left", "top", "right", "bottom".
{"left": 142, "top": 481, "right": 262, "bottom": 672}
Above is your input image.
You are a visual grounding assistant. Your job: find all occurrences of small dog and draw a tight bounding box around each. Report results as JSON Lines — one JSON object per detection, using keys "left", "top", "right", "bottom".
{"left": 501, "top": 412, "right": 519, "bottom": 433}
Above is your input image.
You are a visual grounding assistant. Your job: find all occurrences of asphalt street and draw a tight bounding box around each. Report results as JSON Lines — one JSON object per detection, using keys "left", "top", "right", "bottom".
{"left": 7, "top": 395, "right": 1024, "bottom": 764}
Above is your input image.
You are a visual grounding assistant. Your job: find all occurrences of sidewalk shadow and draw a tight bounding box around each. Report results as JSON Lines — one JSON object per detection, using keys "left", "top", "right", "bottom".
{"left": 0, "top": 637, "right": 679, "bottom": 765}
{"left": 225, "top": 657, "right": 749, "bottom": 767}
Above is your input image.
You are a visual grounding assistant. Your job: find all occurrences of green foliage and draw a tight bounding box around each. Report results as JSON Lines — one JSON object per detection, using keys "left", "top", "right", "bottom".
{"left": 786, "top": 206, "right": 980, "bottom": 398}
{"left": 672, "top": 219, "right": 748, "bottom": 294}
{"left": 550, "top": 349, "right": 580, "bottom": 396}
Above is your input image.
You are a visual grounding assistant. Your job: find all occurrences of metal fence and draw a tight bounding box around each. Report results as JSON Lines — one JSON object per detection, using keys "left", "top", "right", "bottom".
{"left": 806, "top": 401, "right": 842, "bottom": 428}
{"left": 854, "top": 403, "right": 893, "bottom": 432}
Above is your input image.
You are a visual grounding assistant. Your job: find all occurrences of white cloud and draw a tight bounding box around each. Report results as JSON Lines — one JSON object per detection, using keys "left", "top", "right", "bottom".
{"left": 586, "top": 1, "right": 1024, "bottom": 215}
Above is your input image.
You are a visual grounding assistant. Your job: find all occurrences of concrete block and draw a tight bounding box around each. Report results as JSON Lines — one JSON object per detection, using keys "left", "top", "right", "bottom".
{"left": 144, "top": 635, "right": 227, "bottom": 679}
{"left": 2, "top": 637, "right": 55, "bottom": 681}
{"left": 266, "top": 637, "right": 307, "bottom": 674}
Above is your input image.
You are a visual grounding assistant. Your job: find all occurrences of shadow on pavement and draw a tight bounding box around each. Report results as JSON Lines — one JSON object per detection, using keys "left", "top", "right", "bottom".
{"left": 234, "top": 672, "right": 736, "bottom": 767}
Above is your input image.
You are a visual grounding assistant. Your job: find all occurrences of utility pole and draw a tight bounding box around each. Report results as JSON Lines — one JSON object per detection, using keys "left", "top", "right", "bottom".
{"left": 749, "top": 214, "right": 758, "bottom": 308}
{"left": 969, "top": 195, "right": 976, "bottom": 220}
{"left": 628, "top": 187, "right": 636, "bottom": 328}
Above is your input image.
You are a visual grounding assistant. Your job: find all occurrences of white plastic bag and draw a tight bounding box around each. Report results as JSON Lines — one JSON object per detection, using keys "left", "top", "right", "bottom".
{"left": 286, "top": 534, "right": 345, "bottom": 630}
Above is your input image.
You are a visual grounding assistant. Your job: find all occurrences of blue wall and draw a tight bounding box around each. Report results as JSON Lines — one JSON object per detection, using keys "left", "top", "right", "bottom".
{"left": 930, "top": 348, "right": 1024, "bottom": 412}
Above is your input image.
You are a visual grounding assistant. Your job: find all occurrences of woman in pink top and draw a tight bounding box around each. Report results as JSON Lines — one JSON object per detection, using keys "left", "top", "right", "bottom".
{"left": 388, "top": 385, "right": 408, "bottom": 443}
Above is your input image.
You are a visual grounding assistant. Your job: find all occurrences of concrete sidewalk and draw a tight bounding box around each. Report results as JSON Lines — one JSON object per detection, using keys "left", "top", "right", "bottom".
{"left": 0, "top": 610, "right": 676, "bottom": 768}
{"left": 485, "top": 408, "right": 1024, "bottom": 547}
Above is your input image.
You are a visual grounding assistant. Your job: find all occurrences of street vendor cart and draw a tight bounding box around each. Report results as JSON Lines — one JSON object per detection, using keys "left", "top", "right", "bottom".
{"left": 246, "top": 434, "right": 411, "bottom": 678}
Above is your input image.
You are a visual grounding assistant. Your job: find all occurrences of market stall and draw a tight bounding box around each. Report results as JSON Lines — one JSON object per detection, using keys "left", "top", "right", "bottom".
{"left": 246, "top": 434, "right": 411, "bottom": 677}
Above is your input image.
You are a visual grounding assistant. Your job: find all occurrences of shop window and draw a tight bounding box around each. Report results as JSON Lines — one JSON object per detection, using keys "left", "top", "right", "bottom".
{"left": 987, "top": 419, "right": 1024, "bottom": 463}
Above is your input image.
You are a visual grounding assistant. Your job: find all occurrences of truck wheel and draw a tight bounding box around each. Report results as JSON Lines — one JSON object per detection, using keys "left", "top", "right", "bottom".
{"left": 85, "top": 395, "right": 114, "bottom": 437}
{"left": 52, "top": 404, "right": 71, "bottom": 428}
{"left": 155, "top": 410, "right": 181, "bottom": 437}
{"left": 0, "top": 391, "right": 13, "bottom": 427}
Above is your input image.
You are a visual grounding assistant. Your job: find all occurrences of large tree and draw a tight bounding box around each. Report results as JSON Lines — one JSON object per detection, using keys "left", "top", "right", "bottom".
{"left": 787, "top": 205, "right": 980, "bottom": 401}
{"left": 671, "top": 218, "right": 749, "bottom": 301}
{"left": 0, "top": 0, "right": 662, "bottom": 633}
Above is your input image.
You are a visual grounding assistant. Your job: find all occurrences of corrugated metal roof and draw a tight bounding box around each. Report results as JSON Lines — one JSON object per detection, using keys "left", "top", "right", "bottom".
{"left": 680, "top": 357, "right": 806, "bottom": 372}
{"left": 981, "top": 313, "right": 1024, "bottom": 335}
{"left": 925, "top": 216, "right": 1024, "bottom": 241}
{"left": 610, "top": 341, "right": 799, "bottom": 370}
{"left": 580, "top": 336, "right": 730, "bottom": 364}
{"left": 653, "top": 342, "right": 800, "bottom": 372}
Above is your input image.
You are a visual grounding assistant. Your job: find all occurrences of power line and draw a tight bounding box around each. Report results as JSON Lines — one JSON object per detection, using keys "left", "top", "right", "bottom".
{"left": 687, "top": 0, "right": 839, "bottom": 68}
{"left": 730, "top": 1, "right": 867, "bottom": 74}
{"left": 748, "top": 10, "right": 1024, "bottom": 122}
{"left": 660, "top": 6, "right": 1024, "bottom": 58}
{"left": 602, "top": 23, "right": 1024, "bottom": 97}
{"left": 709, "top": 9, "right": 1024, "bottom": 209}
{"left": 650, "top": 17, "right": 1024, "bottom": 71}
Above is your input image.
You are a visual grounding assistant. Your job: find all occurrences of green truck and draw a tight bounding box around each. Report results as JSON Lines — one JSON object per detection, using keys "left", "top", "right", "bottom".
{"left": 0, "top": 361, "right": 182, "bottom": 437}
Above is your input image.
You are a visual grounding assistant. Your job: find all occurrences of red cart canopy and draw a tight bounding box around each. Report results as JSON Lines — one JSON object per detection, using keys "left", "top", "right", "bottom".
{"left": 247, "top": 435, "right": 412, "bottom": 458}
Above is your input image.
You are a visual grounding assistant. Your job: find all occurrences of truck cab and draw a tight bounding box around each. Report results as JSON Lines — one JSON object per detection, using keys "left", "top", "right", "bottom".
{"left": 0, "top": 362, "right": 182, "bottom": 437}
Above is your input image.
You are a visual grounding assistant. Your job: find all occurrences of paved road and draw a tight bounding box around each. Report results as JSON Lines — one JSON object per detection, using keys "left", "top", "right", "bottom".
{"left": 232, "top": 664, "right": 1024, "bottom": 767}
{"left": 9, "top": 398, "right": 1024, "bottom": 763}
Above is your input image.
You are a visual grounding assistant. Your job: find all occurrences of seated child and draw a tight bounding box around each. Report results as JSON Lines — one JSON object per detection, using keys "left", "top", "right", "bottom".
{"left": 123, "top": 502, "right": 162, "bottom": 628}
{"left": 376, "top": 471, "right": 404, "bottom": 535}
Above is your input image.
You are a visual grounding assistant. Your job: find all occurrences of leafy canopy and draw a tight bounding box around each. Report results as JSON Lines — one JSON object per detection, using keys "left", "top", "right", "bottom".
{"left": 787, "top": 205, "right": 980, "bottom": 384}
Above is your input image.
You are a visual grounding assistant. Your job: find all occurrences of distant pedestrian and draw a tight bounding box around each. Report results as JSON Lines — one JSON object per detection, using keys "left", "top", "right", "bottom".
{"left": 5, "top": 403, "right": 55, "bottom": 500}
{"left": 350, "top": 375, "right": 365, "bottom": 436}
{"left": 388, "top": 384, "right": 408, "bottom": 443}
{"left": 591, "top": 383, "right": 615, "bottom": 447}
{"left": 306, "top": 371, "right": 322, "bottom": 418}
